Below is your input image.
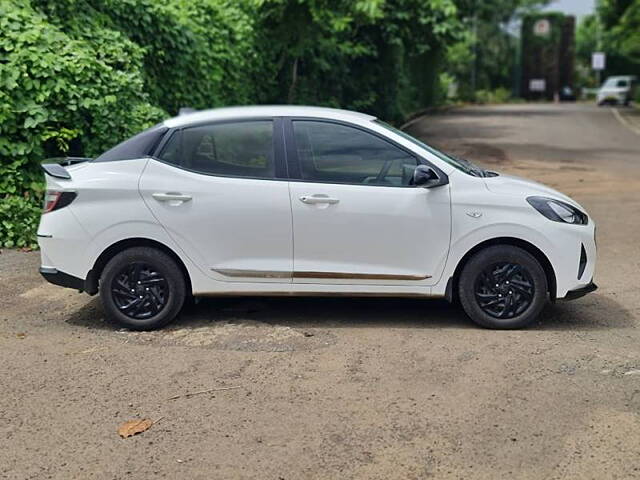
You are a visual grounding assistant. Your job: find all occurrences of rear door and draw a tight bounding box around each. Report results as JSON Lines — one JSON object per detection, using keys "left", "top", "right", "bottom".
{"left": 285, "top": 119, "right": 451, "bottom": 286}
{"left": 139, "top": 118, "right": 293, "bottom": 283}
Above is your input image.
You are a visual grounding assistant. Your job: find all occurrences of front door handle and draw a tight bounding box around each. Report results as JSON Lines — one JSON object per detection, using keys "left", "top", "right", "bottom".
{"left": 299, "top": 194, "right": 340, "bottom": 205}
{"left": 152, "top": 192, "right": 192, "bottom": 203}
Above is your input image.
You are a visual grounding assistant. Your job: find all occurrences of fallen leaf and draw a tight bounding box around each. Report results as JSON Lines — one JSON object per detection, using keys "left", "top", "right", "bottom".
{"left": 118, "top": 419, "right": 154, "bottom": 438}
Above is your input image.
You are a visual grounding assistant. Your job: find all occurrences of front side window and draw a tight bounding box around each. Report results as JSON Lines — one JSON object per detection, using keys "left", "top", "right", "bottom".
{"left": 374, "top": 120, "right": 489, "bottom": 177}
{"left": 158, "top": 120, "right": 275, "bottom": 179}
{"left": 292, "top": 121, "right": 417, "bottom": 186}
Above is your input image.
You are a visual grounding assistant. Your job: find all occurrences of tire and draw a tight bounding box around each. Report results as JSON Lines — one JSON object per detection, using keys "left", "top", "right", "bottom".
{"left": 99, "top": 247, "right": 186, "bottom": 330}
{"left": 458, "top": 245, "right": 548, "bottom": 329}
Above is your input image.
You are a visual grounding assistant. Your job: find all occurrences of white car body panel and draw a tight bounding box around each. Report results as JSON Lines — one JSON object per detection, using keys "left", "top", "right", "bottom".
{"left": 139, "top": 158, "right": 293, "bottom": 285}
{"left": 38, "top": 105, "right": 596, "bottom": 304}
{"left": 37, "top": 159, "right": 212, "bottom": 292}
{"left": 288, "top": 181, "right": 451, "bottom": 285}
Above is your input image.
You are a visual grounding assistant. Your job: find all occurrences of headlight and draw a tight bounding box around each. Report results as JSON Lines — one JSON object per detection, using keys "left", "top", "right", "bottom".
{"left": 527, "top": 196, "right": 588, "bottom": 225}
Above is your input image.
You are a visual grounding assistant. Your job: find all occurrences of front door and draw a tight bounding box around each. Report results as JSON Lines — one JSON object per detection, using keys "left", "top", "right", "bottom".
{"left": 287, "top": 119, "right": 451, "bottom": 285}
{"left": 139, "top": 119, "right": 293, "bottom": 283}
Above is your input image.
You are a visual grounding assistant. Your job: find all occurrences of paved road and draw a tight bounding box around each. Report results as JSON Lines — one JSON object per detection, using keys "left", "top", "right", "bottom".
{"left": 2, "top": 103, "right": 640, "bottom": 479}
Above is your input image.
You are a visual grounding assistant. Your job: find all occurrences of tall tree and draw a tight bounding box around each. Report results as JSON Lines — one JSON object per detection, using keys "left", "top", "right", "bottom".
{"left": 253, "top": 0, "right": 460, "bottom": 121}
{"left": 445, "top": 0, "right": 549, "bottom": 99}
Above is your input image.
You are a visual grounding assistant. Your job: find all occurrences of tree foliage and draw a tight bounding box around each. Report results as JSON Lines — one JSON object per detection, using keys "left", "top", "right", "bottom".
{"left": 444, "top": 0, "right": 549, "bottom": 100}
{"left": 601, "top": 0, "right": 640, "bottom": 71}
{"left": 0, "top": 0, "right": 258, "bottom": 247}
{"left": 254, "top": 0, "right": 460, "bottom": 120}
{"left": 0, "top": 0, "right": 579, "bottom": 248}
{"left": 577, "top": 0, "right": 640, "bottom": 83}
{"left": 0, "top": 0, "right": 168, "bottom": 246}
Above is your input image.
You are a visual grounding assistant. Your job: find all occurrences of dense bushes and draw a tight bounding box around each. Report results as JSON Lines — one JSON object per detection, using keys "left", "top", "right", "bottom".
{"left": 35, "top": 0, "right": 261, "bottom": 114}
{"left": 0, "top": 195, "right": 41, "bottom": 248}
{"left": 0, "top": 0, "right": 260, "bottom": 248}
{"left": 255, "top": 0, "right": 459, "bottom": 122}
{"left": 3, "top": 0, "right": 537, "bottom": 248}
{"left": 577, "top": 0, "right": 640, "bottom": 85}
{"left": 474, "top": 87, "right": 512, "bottom": 104}
{"left": 0, "top": 0, "right": 168, "bottom": 247}
{"left": 1, "top": 0, "right": 466, "bottom": 248}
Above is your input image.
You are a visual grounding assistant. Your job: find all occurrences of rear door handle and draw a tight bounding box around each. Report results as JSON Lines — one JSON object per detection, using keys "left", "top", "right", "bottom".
{"left": 299, "top": 195, "right": 340, "bottom": 205}
{"left": 152, "top": 192, "right": 192, "bottom": 203}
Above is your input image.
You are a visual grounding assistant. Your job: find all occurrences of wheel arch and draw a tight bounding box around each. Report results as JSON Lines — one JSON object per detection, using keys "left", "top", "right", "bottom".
{"left": 85, "top": 238, "right": 192, "bottom": 296}
{"left": 445, "top": 237, "right": 557, "bottom": 303}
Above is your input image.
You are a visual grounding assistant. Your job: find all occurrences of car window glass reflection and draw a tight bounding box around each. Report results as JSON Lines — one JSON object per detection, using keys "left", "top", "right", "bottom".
{"left": 293, "top": 121, "right": 417, "bottom": 186}
{"left": 159, "top": 121, "right": 275, "bottom": 179}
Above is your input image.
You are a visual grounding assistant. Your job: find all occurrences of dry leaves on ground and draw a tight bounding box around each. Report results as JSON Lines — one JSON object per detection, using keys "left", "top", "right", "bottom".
{"left": 118, "top": 418, "right": 155, "bottom": 438}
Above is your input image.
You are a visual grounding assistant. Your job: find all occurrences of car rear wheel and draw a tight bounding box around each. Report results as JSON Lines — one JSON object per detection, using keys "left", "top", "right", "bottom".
{"left": 99, "top": 247, "right": 186, "bottom": 330}
{"left": 458, "top": 245, "right": 548, "bottom": 329}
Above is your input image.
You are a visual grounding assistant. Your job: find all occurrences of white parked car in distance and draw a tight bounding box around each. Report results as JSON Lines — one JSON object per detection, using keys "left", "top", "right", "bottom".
{"left": 597, "top": 75, "right": 637, "bottom": 106}
{"left": 38, "top": 106, "right": 597, "bottom": 330}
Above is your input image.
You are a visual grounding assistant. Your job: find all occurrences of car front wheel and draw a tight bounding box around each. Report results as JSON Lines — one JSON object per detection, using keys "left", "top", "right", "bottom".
{"left": 99, "top": 247, "right": 186, "bottom": 330}
{"left": 458, "top": 245, "right": 548, "bottom": 329}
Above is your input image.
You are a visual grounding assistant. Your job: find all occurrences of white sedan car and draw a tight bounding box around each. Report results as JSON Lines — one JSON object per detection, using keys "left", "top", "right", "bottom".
{"left": 38, "top": 106, "right": 597, "bottom": 330}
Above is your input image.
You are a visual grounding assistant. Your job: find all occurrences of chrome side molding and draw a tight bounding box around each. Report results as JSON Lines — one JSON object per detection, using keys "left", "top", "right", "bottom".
{"left": 212, "top": 269, "right": 431, "bottom": 281}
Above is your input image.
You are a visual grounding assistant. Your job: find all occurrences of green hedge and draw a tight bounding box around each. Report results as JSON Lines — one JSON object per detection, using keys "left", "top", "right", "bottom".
{"left": 0, "top": 0, "right": 259, "bottom": 248}
{"left": 0, "top": 0, "right": 461, "bottom": 249}
{"left": 0, "top": 195, "right": 41, "bottom": 249}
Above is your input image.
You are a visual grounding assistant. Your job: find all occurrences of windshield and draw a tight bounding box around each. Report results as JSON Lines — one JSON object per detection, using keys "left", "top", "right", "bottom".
{"left": 374, "top": 120, "right": 488, "bottom": 177}
{"left": 604, "top": 78, "right": 628, "bottom": 88}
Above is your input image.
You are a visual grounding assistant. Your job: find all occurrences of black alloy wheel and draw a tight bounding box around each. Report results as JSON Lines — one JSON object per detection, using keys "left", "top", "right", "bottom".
{"left": 458, "top": 245, "right": 548, "bottom": 329}
{"left": 100, "top": 247, "right": 186, "bottom": 330}
{"left": 474, "top": 262, "right": 534, "bottom": 319}
{"left": 111, "top": 262, "right": 168, "bottom": 319}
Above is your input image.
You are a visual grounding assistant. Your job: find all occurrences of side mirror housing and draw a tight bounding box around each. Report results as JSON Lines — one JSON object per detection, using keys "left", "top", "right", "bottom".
{"left": 412, "top": 165, "right": 448, "bottom": 188}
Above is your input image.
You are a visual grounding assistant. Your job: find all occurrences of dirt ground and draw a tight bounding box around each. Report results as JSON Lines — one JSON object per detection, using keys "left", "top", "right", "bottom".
{"left": 2, "top": 103, "right": 640, "bottom": 479}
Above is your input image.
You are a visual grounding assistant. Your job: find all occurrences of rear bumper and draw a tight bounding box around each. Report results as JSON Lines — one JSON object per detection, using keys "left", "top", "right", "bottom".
{"left": 562, "top": 282, "right": 597, "bottom": 301}
{"left": 40, "top": 267, "right": 85, "bottom": 291}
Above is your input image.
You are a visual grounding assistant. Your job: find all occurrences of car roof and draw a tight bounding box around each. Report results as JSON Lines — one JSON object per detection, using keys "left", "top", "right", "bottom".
{"left": 164, "top": 105, "right": 376, "bottom": 129}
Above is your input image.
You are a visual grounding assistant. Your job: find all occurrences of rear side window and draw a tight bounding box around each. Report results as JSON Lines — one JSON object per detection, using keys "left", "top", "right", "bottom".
{"left": 292, "top": 120, "right": 417, "bottom": 186}
{"left": 94, "top": 123, "right": 168, "bottom": 162}
{"left": 158, "top": 121, "right": 275, "bottom": 179}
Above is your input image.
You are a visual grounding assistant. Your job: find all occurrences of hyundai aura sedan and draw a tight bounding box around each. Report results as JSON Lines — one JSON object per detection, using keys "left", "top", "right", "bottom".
{"left": 38, "top": 106, "right": 597, "bottom": 330}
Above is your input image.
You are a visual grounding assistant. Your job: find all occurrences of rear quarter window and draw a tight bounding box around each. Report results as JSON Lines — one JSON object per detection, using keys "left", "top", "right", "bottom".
{"left": 158, "top": 121, "right": 276, "bottom": 179}
{"left": 94, "top": 123, "right": 168, "bottom": 162}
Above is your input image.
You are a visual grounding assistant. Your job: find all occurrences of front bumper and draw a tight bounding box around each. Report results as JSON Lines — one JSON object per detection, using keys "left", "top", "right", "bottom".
{"left": 598, "top": 93, "right": 626, "bottom": 104}
{"left": 562, "top": 281, "right": 597, "bottom": 301}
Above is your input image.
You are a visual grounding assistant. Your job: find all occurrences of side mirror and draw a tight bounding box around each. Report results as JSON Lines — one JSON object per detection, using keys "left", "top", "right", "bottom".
{"left": 412, "top": 165, "right": 447, "bottom": 188}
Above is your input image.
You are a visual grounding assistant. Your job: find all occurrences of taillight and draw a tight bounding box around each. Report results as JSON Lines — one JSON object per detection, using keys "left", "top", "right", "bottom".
{"left": 43, "top": 191, "right": 77, "bottom": 213}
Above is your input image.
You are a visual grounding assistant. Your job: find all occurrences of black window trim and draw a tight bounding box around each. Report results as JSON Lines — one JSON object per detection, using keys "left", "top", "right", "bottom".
{"left": 150, "top": 117, "right": 289, "bottom": 181}
{"left": 283, "top": 116, "right": 448, "bottom": 188}
{"left": 92, "top": 123, "right": 168, "bottom": 163}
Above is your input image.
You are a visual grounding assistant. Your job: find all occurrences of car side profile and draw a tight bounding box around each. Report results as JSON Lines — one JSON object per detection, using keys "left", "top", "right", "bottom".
{"left": 597, "top": 75, "right": 637, "bottom": 106}
{"left": 38, "top": 106, "right": 597, "bottom": 330}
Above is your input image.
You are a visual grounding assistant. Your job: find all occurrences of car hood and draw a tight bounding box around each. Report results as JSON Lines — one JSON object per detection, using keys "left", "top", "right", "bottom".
{"left": 484, "top": 174, "right": 583, "bottom": 209}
